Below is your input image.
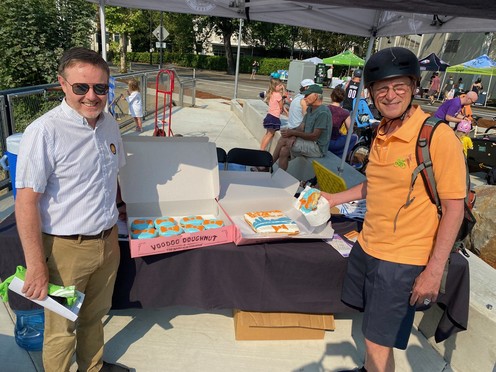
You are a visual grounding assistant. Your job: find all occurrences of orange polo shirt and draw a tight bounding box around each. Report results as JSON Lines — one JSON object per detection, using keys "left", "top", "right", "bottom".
{"left": 358, "top": 106, "right": 467, "bottom": 265}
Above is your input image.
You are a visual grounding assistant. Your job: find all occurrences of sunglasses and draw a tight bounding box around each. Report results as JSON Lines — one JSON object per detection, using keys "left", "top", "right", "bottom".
{"left": 62, "top": 77, "right": 109, "bottom": 95}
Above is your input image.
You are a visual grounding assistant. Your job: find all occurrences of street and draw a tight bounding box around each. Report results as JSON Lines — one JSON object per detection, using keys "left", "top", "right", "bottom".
{"left": 126, "top": 62, "right": 496, "bottom": 120}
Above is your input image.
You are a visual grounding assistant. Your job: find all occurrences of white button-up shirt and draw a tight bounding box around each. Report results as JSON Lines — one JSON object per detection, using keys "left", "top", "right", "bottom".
{"left": 16, "top": 99, "right": 126, "bottom": 235}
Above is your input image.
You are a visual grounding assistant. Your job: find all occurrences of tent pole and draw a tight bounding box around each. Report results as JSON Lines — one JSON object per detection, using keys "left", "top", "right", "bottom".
{"left": 438, "top": 74, "right": 447, "bottom": 101}
{"left": 338, "top": 34, "right": 376, "bottom": 175}
{"left": 233, "top": 19, "right": 243, "bottom": 100}
{"left": 485, "top": 74, "right": 493, "bottom": 106}
{"left": 99, "top": 0, "right": 107, "bottom": 61}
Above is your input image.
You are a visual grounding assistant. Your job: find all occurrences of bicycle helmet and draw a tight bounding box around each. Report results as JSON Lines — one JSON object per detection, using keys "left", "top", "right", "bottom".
{"left": 353, "top": 69, "right": 362, "bottom": 78}
{"left": 456, "top": 120, "right": 472, "bottom": 134}
{"left": 270, "top": 72, "right": 281, "bottom": 79}
{"left": 363, "top": 47, "right": 420, "bottom": 88}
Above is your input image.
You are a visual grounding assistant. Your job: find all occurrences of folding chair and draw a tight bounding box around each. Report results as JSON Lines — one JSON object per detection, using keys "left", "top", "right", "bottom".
{"left": 226, "top": 147, "right": 273, "bottom": 172}
{"left": 312, "top": 161, "right": 347, "bottom": 193}
{"left": 216, "top": 147, "right": 227, "bottom": 170}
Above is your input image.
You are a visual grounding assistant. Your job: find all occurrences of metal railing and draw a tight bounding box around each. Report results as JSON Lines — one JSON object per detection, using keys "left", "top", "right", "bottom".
{"left": 0, "top": 68, "right": 197, "bottom": 191}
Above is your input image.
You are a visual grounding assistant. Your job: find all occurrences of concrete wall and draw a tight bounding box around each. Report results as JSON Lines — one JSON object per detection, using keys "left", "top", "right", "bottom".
{"left": 414, "top": 253, "right": 496, "bottom": 372}
{"left": 232, "top": 99, "right": 283, "bottom": 153}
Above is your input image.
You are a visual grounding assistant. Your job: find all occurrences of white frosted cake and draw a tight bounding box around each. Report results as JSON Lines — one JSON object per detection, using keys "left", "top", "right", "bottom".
{"left": 244, "top": 210, "right": 300, "bottom": 235}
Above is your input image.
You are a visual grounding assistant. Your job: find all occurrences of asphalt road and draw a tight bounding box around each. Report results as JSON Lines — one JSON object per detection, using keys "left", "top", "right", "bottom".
{"left": 125, "top": 62, "right": 496, "bottom": 120}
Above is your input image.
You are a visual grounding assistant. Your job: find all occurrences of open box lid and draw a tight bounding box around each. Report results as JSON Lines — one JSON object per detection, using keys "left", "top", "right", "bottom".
{"left": 119, "top": 137, "right": 219, "bottom": 216}
{"left": 219, "top": 168, "right": 334, "bottom": 239}
{"left": 218, "top": 168, "right": 300, "bottom": 209}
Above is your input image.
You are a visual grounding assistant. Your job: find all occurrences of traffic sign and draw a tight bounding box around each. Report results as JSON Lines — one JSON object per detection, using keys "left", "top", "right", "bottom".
{"left": 155, "top": 42, "right": 166, "bottom": 49}
{"left": 153, "top": 26, "right": 169, "bottom": 41}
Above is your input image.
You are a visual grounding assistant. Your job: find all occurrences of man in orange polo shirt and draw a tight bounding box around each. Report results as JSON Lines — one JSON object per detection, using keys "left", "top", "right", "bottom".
{"left": 322, "top": 47, "right": 466, "bottom": 372}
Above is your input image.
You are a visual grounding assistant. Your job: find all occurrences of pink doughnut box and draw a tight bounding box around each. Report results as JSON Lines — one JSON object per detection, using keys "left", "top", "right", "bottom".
{"left": 119, "top": 137, "right": 233, "bottom": 257}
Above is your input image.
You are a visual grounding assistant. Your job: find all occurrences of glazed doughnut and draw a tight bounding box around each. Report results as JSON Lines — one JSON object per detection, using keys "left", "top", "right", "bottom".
{"left": 202, "top": 219, "right": 224, "bottom": 230}
{"left": 130, "top": 219, "right": 154, "bottom": 230}
{"left": 130, "top": 228, "right": 158, "bottom": 239}
{"left": 179, "top": 216, "right": 204, "bottom": 227}
{"left": 182, "top": 224, "right": 205, "bottom": 233}
{"left": 154, "top": 217, "right": 177, "bottom": 229}
{"left": 158, "top": 225, "right": 183, "bottom": 237}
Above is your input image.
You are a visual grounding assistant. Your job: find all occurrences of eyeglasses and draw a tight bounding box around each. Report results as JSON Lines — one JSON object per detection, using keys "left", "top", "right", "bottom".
{"left": 373, "top": 83, "right": 411, "bottom": 98}
{"left": 62, "top": 77, "right": 109, "bottom": 96}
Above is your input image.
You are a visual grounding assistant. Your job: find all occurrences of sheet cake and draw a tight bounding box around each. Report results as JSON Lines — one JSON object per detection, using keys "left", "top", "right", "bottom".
{"left": 244, "top": 210, "right": 300, "bottom": 234}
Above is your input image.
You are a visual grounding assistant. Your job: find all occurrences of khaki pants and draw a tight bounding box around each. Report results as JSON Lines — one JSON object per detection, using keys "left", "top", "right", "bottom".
{"left": 41, "top": 226, "right": 120, "bottom": 372}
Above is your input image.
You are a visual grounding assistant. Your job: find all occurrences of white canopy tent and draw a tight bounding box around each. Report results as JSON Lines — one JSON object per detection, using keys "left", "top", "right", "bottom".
{"left": 88, "top": 0, "right": 496, "bottom": 172}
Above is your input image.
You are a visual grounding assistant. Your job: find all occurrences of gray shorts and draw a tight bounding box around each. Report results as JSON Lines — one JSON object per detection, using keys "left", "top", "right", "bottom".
{"left": 341, "top": 241, "right": 424, "bottom": 349}
{"left": 290, "top": 137, "right": 323, "bottom": 158}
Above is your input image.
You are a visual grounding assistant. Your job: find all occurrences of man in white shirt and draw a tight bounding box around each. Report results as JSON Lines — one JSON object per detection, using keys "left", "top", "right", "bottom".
{"left": 15, "top": 47, "right": 129, "bottom": 372}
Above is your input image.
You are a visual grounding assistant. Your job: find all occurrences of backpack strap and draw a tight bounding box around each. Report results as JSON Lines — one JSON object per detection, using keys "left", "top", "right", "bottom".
{"left": 414, "top": 116, "right": 447, "bottom": 214}
{"left": 403, "top": 117, "right": 446, "bottom": 216}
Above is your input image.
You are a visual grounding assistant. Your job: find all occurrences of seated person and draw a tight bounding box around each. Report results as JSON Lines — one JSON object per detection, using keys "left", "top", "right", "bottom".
{"left": 434, "top": 91, "right": 477, "bottom": 127}
{"left": 327, "top": 86, "right": 358, "bottom": 158}
{"left": 275, "top": 85, "right": 332, "bottom": 171}
{"left": 272, "top": 79, "right": 313, "bottom": 164}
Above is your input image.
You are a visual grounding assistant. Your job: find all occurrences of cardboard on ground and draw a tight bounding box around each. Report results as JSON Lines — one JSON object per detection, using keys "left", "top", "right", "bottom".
{"left": 233, "top": 309, "right": 335, "bottom": 340}
{"left": 119, "top": 137, "right": 233, "bottom": 257}
{"left": 8, "top": 277, "right": 84, "bottom": 322}
{"left": 219, "top": 169, "right": 334, "bottom": 245}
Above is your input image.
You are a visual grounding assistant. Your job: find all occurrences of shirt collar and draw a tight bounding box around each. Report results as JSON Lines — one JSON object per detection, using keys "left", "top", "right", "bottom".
{"left": 376, "top": 105, "right": 430, "bottom": 143}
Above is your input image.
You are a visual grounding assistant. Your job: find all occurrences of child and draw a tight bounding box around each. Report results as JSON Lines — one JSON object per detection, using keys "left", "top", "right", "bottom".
{"left": 124, "top": 79, "right": 143, "bottom": 132}
{"left": 455, "top": 120, "right": 473, "bottom": 157}
{"left": 260, "top": 78, "right": 284, "bottom": 151}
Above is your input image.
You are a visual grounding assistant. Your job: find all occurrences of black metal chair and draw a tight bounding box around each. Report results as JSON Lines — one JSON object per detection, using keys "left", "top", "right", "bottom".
{"left": 216, "top": 147, "right": 227, "bottom": 170}
{"left": 226, "top": 147, "right": 273, "bottom": 172}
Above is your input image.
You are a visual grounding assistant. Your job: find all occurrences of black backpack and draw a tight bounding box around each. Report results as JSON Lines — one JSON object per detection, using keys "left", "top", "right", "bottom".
{"left": 408, "top": 117, "right": 476, "bottom": 293}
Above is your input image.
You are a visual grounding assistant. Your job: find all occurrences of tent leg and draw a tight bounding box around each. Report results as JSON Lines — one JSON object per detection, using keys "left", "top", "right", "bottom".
{"left": 99, "top": 0, "right": 107, "bottom": 61}
{"left": 233, "top": 19, "right": 243, "bottom": 100}
{"left": 338, "top": 35, "right": 376, "bottom": 175}
{"left": 485, "top": 74, "right": 493, "bottom": 107}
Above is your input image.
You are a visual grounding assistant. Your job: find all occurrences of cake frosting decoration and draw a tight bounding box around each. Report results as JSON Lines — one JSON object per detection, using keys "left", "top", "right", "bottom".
{"left": 182, "top": 224, "right": 205, "bottom": 233}
{"left": 130, "top": 219, "right": 154, "bottom": 230}
{"left": 295, "top": 186, "right": 330, "bottom": 226}
{"left": 158, "top": 225, "right": 183, "bottom": 237}
{"left": 298, "top": 188, "right": 321, "bottom": 214}
{"left": 244, "top": 210, "right": 299, "bottom": 234}
{"left": 180, "top": 216, "right": 204, "bottom": 227}
{"left": 202, "top": 219, "right": 224, "bottom": 230}
{"left": 154, "top": 217, "right": 177, "bottom": 229}
{"left": 131, "top": 228, "right": 158, "bottom": 239}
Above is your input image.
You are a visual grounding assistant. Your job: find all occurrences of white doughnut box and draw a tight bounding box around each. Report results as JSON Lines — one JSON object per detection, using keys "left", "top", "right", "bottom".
{"left": 218, "top": 169, "right": 334, "bottom": 246}
{"left": 119, "top": 137, "right": 233, "bottom": 258}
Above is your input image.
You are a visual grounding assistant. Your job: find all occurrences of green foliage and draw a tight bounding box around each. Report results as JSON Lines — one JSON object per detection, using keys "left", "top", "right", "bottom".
{"left": 0, "top": 0, "right": 95, "bottom": 89}
{"left": 258, "top": 58, "right": 290, "bottom": 75}
{"left": 13, "top": 91, "right": 63, "bottom": 133}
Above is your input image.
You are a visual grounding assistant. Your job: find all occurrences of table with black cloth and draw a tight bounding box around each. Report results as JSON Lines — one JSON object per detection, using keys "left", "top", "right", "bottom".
{"left": 0, "top": 212, "right": 468, "bottom": 342}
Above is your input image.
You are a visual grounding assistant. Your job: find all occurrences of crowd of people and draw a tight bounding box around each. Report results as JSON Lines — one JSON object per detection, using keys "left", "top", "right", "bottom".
{"left": 11, "top": 46, "right": 480, "bottom": 372}
{"left": 260, "top": 55, "right": 481, "bottom": 167}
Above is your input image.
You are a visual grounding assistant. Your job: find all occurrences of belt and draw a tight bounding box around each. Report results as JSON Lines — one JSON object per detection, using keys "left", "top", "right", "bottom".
{"left": 51, "top": 227, "right": 114, "bottom": 241}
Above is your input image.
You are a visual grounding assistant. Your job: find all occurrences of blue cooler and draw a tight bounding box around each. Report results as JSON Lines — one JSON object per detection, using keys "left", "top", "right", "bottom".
{"left": 13, "top": 309, "right": 44, "bottom": 351}
{"left": 0, "top": 133, "right": 23, "bottom": 199}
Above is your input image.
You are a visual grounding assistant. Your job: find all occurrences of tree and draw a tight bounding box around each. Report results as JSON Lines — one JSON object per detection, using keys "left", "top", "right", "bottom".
{"left": 0, "top": 0, "right": 95, "bottom": 89}
{"left": 105, "top": 7, "right": 144, "bottom": 73}
{"left": 196, "top": 17, "right": 238, "bottom": 75}
{"left": 131, "top": 12, "right": 196, "bottom": 55}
